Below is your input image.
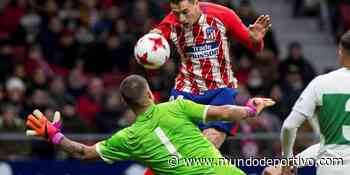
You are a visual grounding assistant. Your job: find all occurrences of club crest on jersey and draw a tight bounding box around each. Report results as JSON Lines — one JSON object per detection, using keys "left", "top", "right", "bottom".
{"left": 206, "top": 27, "right": 216, "bottom": 40}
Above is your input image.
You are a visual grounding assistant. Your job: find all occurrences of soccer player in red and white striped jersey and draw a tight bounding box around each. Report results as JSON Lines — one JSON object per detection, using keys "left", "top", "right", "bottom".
{"left": 144, "top": 1, "right": 271, "bottom": 174}
{"left": 150, "top": 0, "right": 270, "bottom": 155}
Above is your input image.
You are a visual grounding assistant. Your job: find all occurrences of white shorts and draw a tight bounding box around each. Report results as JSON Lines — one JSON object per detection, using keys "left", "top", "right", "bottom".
{"left": 317, "top": 163, "right": 350, "bottom": 175}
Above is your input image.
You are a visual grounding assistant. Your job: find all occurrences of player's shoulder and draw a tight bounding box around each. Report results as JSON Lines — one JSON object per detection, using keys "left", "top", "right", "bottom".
{"left": 115, "top": 127, "right": 132, "bottom": 136}
{"left": 154, "top": 101, "right": 178, "bottom": 114}
{"left": 158, "top": 99, "right": 196, "bottom": 113}
{"left": 313, "top": 68, "right": 346, "bottom": 83}
{"left": 200, "top": 2, "right": 234, "bottom": 14}
{"left": 158, "top": 98, "right": 189, "bottom": 108}
{"left": 106, "top": 127, "right": 131, "bottom": 145}
{"left": 305, "top": 68, "right": 345, "bottom": 90}
{"left": 161, "top": 12, "right": 178, "bottom": 25}
{"left": 200, "top": 2, "right": 235, "bottom": 18}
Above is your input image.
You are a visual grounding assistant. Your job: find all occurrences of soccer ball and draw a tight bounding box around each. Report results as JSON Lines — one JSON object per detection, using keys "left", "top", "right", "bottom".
{"left": 134, "top": 33, "right": 170, "bottom": 69}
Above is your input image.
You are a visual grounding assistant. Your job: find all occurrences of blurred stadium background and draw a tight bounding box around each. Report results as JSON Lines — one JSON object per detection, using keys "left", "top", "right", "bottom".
{"left": 0, "top": 0, "right": 348, "bottom": 174}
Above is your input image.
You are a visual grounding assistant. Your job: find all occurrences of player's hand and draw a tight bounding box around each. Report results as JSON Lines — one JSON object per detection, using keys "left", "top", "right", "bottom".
{"left": 26, "top": 109, "right": 64, "bottom": 144}
{"left": 248, "top": 15, "right": 271, "bottom": 43}
{"left": 246, "top": 97, "right": 275, "bottom": 115}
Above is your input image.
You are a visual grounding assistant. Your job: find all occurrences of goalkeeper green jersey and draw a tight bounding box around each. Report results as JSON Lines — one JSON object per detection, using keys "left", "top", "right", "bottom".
{"left": 96, "top": 99, "right": 244, "bottom": 175}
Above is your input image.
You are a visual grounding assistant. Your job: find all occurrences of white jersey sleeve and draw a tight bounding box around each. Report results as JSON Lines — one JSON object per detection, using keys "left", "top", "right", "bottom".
{"left": 293, "top": 77, "right": 321, "bottom": 118}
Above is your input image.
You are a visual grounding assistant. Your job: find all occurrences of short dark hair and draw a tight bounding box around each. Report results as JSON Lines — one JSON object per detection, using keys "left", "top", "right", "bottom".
{"left": 340, "top": 31, "right": 350, "bottom": 54}
{"left": 288, "top": 41, "right": 301, "bottom": 50}
{"left": 119, "top": 75, "right": 149, "bottom": 106}
{"left": 170, "top": 0, "right": 195, "bottom": 4}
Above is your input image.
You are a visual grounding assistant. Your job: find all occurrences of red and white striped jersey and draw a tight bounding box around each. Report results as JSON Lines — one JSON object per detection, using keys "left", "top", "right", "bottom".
{"left": 157, "top": 2, "right": 264, "bottom": 94}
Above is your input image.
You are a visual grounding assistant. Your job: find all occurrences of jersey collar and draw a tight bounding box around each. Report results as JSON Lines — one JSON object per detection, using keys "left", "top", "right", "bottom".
{"left": 136, "top": 104, "right": 156, "bottom": 122}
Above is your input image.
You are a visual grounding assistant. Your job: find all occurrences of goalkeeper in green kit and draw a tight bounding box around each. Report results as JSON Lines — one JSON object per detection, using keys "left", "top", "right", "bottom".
{"left": 25, "top": 75, "right": 274, "bottom": 175}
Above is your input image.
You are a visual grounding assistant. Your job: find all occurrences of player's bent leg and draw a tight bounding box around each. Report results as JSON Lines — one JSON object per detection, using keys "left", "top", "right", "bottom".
{"left": 261, "top": 166, "right": 281, "bottom": 175}
{"left": 261, "top": 167, "right": 272, "bottom": 175}
{"left": 202, "top": 128, "right": 227, "bottom": 149}
{"left": 200, "top": 121, "right": 233, "bottom": 148}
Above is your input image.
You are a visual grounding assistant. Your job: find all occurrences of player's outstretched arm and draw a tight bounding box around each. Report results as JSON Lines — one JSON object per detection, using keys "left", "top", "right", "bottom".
{"left": 26, "top": 110, "right": 100, "bottom": 160}
{"left": 59, "top": 137, "right": 98, "bottom": 160}
{"left": 206, "top": 98, "right": 275, "bottom": 122}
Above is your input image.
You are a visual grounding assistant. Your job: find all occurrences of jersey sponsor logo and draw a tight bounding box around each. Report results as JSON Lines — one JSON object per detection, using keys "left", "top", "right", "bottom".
{"left": 185, "top": 42, "right": 219, "bottom": 59}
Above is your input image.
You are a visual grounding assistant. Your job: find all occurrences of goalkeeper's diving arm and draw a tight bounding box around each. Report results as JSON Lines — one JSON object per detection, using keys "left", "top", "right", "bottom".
{"left": 25, "top": 110, "right": 100, "bottom": 160}
{"left": 25, "top": 98, "right": 275, "bottom": 160}
{"left": 59, "top": 137, "right": 99, "bottom": 160}
{"left": 205, "top": 98, "right": 275, "bottom": 122}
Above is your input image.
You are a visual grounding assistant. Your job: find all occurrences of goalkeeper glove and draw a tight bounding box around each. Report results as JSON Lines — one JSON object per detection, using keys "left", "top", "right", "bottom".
{"left": 245, "top": 97, "right": 275, "bottom": 117}
{"left": 26, "top": 109, "right": 64, "bottom": 145}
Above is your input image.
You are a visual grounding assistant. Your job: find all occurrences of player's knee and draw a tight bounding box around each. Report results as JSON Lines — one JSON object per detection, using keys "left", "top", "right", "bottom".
{"left": 202, "top": 128, "right": 226, "bottom": 148}
{"left": 261, "top": 166, "right": 281, "bottom": 175}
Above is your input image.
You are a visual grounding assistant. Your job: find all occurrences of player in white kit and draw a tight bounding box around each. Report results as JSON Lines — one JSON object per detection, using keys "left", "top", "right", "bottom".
{"left": 278, "top": 31, "right": 350, "bottom": 175}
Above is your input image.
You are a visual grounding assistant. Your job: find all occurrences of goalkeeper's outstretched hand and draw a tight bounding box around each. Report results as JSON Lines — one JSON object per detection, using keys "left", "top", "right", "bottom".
{"left": 26, "top": 109, "right": 64, "bottom": 144}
